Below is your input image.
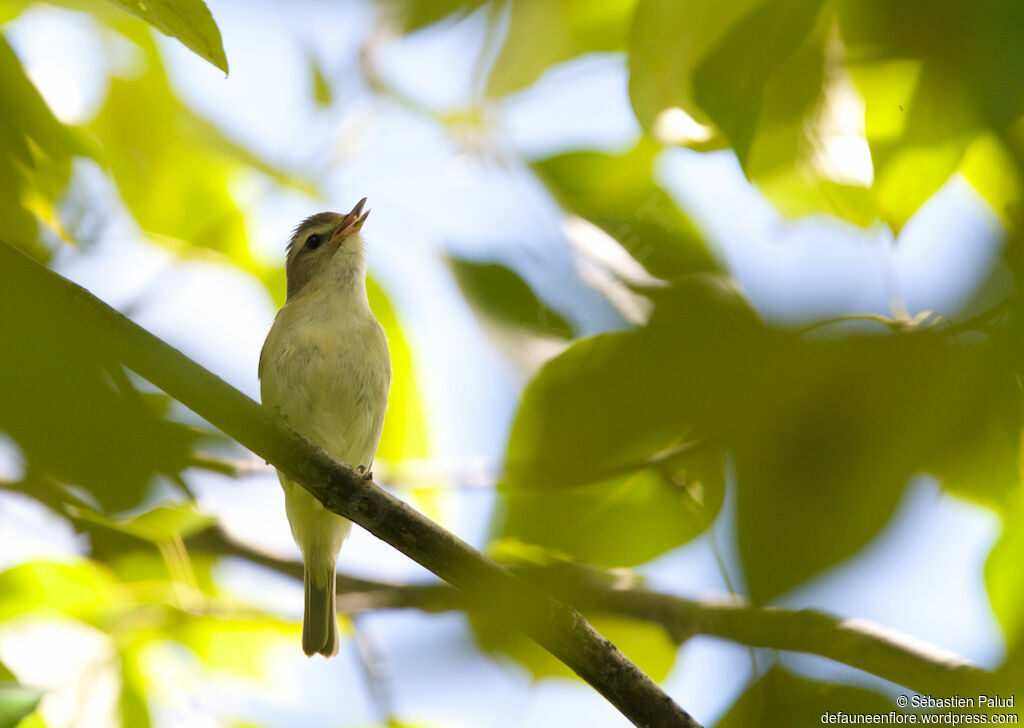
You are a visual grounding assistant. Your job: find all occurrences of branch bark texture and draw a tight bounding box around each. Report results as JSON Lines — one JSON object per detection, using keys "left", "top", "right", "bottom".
{"left": 0, "top": 241, "right": 701, "bottom": 728}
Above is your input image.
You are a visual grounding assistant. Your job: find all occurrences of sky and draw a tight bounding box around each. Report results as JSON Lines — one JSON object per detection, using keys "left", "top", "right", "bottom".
{"left": 0, "top": 1, "right": 1010, "bottom": 727}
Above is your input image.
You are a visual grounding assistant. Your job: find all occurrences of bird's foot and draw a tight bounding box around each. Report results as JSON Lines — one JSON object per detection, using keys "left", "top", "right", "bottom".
{"left": 356, "top": 465, "right": 373, "bottom": 481}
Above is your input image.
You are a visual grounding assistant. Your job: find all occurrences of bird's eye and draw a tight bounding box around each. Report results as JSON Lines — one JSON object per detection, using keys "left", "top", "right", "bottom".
{"left": 306, "top": 234, "right": 323, "bottom": 250}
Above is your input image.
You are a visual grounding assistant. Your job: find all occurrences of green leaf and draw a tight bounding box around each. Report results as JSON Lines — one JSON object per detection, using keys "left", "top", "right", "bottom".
{"left": 498, "top": 270, "right": 1018, "bottom": 596}
{"left": 171, "top": 615, "right": 303, "bottom": 677}
{"left": 89, "top": 34, "right": 247, "bottom": 264}
{"left": 631, "top": 0, "right": 1024, "bottom": 228}
{"left": 960, "top": 133, "right": 1024, "bottom": 229}
{"left": 487, "top": 0, "right": 637, "bottom": 97}
{"left": 0, "top": 258, "right": 200, "bottom": 511}
{"left": 447, "top": 256, "right": 574, "bottom": 338}
{"left": 715, "top": 667, "right": 893, "bottom": 727}
{"left": 692, "top": 0, "right": 827, "bottom": 168}
{"left": 837, "top": 0, "right": 1024, "bottom": 131}
{"left": 837, "top": 0, "right": 1024, "bottom": 230}
{"left": 496, "top": 276, "right": 747, "bottom": 566}
{"left": 383, "top": 0, "right": 490, "bottom": 33}
{"left": 532, "top": 139, "right": 716, "bottom": 281}
{"left": 986, "top": 492, "right": 1024, "bottom": 650}
{"left": 0, "top": 684, "right": 42, "bottom": 728}
{"left": 860, "top": 66, "right": 977, "bottom": 231}
{"left": 367, "top": 277, "right": 430, "bottom": 465}
{"left": 732, "top": 329, "right": 1019, "bottom": 603}
{"left": 0, "top": 561, "right": 122, "bottom": 624}
{"left": 310, "top": 53, "right": 332, "bottom": 108}
{"left": 628, "top": 0, "right": 761, "bottom": 136}
{"left": 0, "top": 34, "right": 90, "bottom": 255}
{"left": 88, "top": 27, "right": 314, "bottom": 296}
{"left": 76, "top": 504, "right": 215, "bottom": 543}
{"left": 104, "top": 0, "right": 228, "bottom": 74}
{"left": 472, "top": 613, "right": 676, "bottom": 681}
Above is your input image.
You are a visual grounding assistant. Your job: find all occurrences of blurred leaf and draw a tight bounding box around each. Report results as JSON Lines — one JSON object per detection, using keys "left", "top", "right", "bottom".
{"left": 0, "top": 684, "right": 42, "bottom": 728}
{"left": 532, "top": 139, "right": 716, "bottom": 280}
{"left": 632, "top": 0, "right": 1024, "bottom": 228}
{"left": 0, "top": 561, "right": 122, "bottom": 625}
{"left": 108, "top": 549, "right": 218, "bottom": 598}
{"left": 496, "top": 276, "right": 746, "bottom": 566}
{"left": 685, "top": 0, "right": 888, "bottom": 227}
{"left": 104, "top": 0, "right": 228, "bottom": 74}
{"left": 838, "top": 0, "right": 1024, "bottom": 230}
{"left": 629, "top": 0, "right": 755, "bottom": 132}
{"left": 384, "top": 0, "right": 491, "bottom": 32}
{"left": 0, "top": 34, "right": 90, "bottom": 256}
{"left": 994, "top": 641, "right": 1024, "bottom": 697}
{"left": 756, "top": 172, "right": 880, "bottom": 228}
{"left": 310, "top": 54, "right": 332, "bottom": 107}
{"left": 89, "top": 33, "right": 248, "bottom": 265}
{"left": 961, "top": 133, "right": 1024, "bottom": 229}
{"left": 473, "top": 613, "right": 676, "bottom": 681}
{"left": 88, "top": 27, "right": 314, "bottom": 292}
{"left": 837, "top": 0, "right": 1024, "bottom": 131}
{"left": 447, "top": 255, "right": 574, "bottom": 338}
{"left": 118, "top": 650, "right": 151, "bottom": 728}
{"left": 0, "top": 257, "right": 200, "bottom": 511}
{"left": 8, "top": 714, "right": 44, "bottom": 728}
{"left": 498, "top": 271, "right": 1018, "bottom": 596}
{"left": 715, "top": 666, "right": 892, "bottom": 727}
{"left": 172, "top": 615, "right": 302, "bottom": 678}
{"left": 865, "top": 68, "right": 977, "bottom": 230}
{"left": 986, "top": 491, "right": 1024, "bottom": 650}
{"left": 367, "top": 277, "right": 429, "bottom": 464}
{"left": 487, "top": 0, "right": 636, "bottom": 97}
{"left": 693, "top": 0, "right": 826, "bottom": 168}
{"left": 76, "top": 504, "right": 215, "bottom": 543}
{"left": 732, "top": 330, "right": 1019, "bottom": 603}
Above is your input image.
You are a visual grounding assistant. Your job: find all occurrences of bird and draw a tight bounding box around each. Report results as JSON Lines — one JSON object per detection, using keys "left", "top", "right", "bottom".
{"left": 259, "top": 198, "right": 391, "bottom": 657}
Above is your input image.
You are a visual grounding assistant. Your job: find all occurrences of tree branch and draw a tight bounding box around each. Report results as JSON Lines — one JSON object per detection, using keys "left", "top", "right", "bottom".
{"left": 189, "top": 525, "right": 989, "bottom": 697}
{"left": 0, "top": 240, "right": 701, "bottom": 728}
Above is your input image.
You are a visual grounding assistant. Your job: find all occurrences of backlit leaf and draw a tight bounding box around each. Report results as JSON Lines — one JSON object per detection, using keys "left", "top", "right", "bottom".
{"left": 448, "top": 256, "right": 574, "bottom": 338}
{"left": 0, "top": 34, "right": 90, "bottom": 256}
{"left": 0, "top": 248, "right": 200, "bottom": 511}
{"left": 368, "top": 277, "right": 429, "bottom": 465}
{"left": 716, "top": 667, "right": 892, "bottom": 727}
{"left": 487, "top": 0, "right": 636, "bottom": 97}
{"left": 532, "top": 139, "right": 715, "bottom": 280}
{"left": 0, "top": 561, "right": 121, "bottom": 624}
{"left": 0, "top": 684, "right": 42, "bottom": 728}
{"left": 383, "top": 0, "right": 490, "bottom": 33}
{"left": 495, "top": 276, "right": 745, "bottom": 566}
{"left": 986, "top": 492, "right": 1024, "bottom": 650}
{"left": 104, "top": 0, "right": 228, "bottom": 74}
{"left": 472, "top": 613, "right": 676, "bottom": 681}
{"left": 76, "top": 504, "right": 215, "bottom": 543}
{"left": 628, "top": 0, "right": 761, "bottom": 134}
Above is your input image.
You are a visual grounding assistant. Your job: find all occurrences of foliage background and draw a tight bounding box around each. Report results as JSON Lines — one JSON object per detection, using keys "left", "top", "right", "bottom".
{"left": 0, "top": 0, "right": 1022, "bottom": 726}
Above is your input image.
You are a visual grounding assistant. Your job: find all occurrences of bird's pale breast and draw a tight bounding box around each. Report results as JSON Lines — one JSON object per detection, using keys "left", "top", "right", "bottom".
{"left": 260, "top": 292, "right": 391, "bottom": 470}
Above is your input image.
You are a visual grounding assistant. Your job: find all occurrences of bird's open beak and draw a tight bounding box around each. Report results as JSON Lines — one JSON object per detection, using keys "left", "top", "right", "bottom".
{"left": 329, "top": 197, "right": 370, "bottom": 242}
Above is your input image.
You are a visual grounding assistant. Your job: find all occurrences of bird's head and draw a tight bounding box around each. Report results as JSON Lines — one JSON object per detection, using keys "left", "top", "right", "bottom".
{"left": 285, "top": 197, "right": 370, "bottom": 300}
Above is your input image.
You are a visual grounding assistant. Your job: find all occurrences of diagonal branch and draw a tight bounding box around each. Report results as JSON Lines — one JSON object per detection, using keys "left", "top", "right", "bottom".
{"left": 190, "top": 526, "right": 990, "bottom": 697}
{"left": 0, "top": 240, "right": 701, "bottom": 728}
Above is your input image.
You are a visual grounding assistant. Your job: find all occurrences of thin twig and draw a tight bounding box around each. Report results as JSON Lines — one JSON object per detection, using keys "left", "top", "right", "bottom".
{"left": 0, "top": 475, "right": 990, "bottom": 700}
{"left": 186, "top": 525, "right": 990, "bottom": 697}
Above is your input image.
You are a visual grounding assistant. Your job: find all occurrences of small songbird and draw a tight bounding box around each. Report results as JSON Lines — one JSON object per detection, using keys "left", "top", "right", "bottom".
{"left": 259, "top": 198, "right": 391, "bottom": 657}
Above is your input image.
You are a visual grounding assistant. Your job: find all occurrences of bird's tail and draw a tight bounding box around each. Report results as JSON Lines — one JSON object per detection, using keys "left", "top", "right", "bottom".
{"left": 302, "top": 555, "right": 339, "bottom": 657}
